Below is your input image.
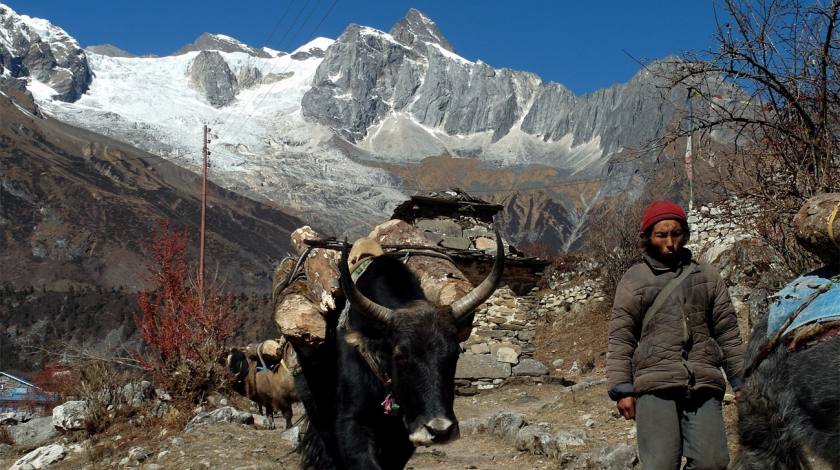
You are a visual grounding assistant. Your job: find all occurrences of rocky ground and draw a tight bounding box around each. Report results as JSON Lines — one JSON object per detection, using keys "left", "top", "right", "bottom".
{"left": 0, "top": 372, "right": 746, "bottom": 470}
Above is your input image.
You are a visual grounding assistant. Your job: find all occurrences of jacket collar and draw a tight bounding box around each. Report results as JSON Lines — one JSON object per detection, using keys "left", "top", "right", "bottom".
{"left": 643, "top": 248, "right": 694, "bottom": 274}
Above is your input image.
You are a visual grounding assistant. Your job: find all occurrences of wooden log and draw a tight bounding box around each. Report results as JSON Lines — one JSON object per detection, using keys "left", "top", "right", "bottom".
{"left": 244, "top": 339, "right": 284, "bottom": 364}
{"left": 274, "top": 293, "right": 327, "bottom": 346}
{"left": 369, "top": 219, "right": 473, "bottom": 306}
{"left": 303, "top": 248, "right": 342, "bottom": 313}
{"left": 291, "top": 226, "right": 321, "bottom": 254}
{"left": 272, "top": 257, "right": 306, "bottom": 304}
{"left": 795, "top": 193, "right": 840, "bottom": 264}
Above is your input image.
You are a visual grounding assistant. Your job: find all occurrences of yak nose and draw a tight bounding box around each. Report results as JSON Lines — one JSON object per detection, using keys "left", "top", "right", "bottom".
{"left": 409, "top": 418, "right": 459, "bottom": 446}
{"left": 425, "top": 417, "right": 454, "bottom": 436}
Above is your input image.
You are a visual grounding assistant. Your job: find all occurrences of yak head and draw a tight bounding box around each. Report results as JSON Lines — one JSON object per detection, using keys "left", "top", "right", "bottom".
{"left": 226, "top": 348, "right": 249, "bottom": 394}
{"left": 339, "top": 232, "right": 504, "bottom": 447}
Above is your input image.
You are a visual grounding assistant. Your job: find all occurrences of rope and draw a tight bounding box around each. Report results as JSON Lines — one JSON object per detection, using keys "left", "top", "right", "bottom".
{"left": 828, "top": 201, "right": 840, "bottom": 249}
{"left": 343, "top": 332, "right": 390, "bottom": 387}
{"left": 256, "top": 341, "right": 268, "bottom": 371}
{"left": 272, "top": 247, "right": 313, "bottom": 306}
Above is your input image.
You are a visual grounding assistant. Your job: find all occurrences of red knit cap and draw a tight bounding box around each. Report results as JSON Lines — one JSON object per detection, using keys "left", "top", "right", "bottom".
{"left": 641, "top": 200, "right": 687, "bottom": 233}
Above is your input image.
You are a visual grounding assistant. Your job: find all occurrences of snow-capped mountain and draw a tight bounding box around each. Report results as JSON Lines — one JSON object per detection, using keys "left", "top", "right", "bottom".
{"left": 303, "top": 8, "right": 679, "bottom": 179}
{"left": 27, "top": 31, "right": 405, "bottom": 236}
{"left": 0, "top": 3, "right": 91, "bottom": 101}
{"left": 175, "top": 32, "right": 275, "bottom": 58}
{"left": 1, "top": 4, "right": 690, "bottom": 246}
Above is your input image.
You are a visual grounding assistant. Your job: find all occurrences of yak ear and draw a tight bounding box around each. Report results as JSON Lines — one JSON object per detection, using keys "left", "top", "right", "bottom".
{"left": 453, "top": 310, "right": 475, "bottom": 343}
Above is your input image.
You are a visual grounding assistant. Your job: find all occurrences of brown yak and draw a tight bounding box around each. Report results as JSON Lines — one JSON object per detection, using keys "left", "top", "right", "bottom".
{"left": 227, "top": 348, "right": 299, "bottom": 429}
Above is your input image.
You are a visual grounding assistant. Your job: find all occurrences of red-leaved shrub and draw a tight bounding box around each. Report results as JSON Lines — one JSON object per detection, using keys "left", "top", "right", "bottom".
{"left": 133, "top": 221, "right": 234, "bottom": 402}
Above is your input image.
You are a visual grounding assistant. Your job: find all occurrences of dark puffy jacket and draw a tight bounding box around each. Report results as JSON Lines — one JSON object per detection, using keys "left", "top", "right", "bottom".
{"left": 606, "top": 250, "right": 744, "bottom": 400}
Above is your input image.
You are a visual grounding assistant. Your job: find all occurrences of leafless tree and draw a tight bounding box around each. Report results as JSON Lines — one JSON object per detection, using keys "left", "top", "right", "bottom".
{"left": 586, "top": 198, "right": 646, "bottom": 301}
{"left": 660, "top": 0, "right": 840, "bottom": 273}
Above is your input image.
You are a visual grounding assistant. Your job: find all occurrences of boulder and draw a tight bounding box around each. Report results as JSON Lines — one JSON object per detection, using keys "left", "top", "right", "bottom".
{"left": 251, "top": 414, "right": 273, "bottom": 429}
{"left": 7, "top": 417, "right": 59, "bottom": 447}
{"left": 553, "top": 428, "right": 587, "bottom": 449}
{"left": 52, "top": 400, "right": 88, "bottom": 431}
{"left": 486, "top": 411, "right": 526, "bottom": 444}
{"left": 10, "top": 444, "right": 66, "bottom": 470}
{"left": 0, "top": 410, "right": 34, "bottom": 425}
{"left": 128, "top": 446, "right": 151, "bottom": 462}
{"left": 455, "top": 353, "right": 511, "bottom": 380}
{"left": 514, "top": 424, "right": 553, "bottom": 454}
{"left": 122, "top": 381, "right": 155, "bottom": 406}
{"left": 513, "top": 358, "right": 549, "bottom": 377}
{"left": 593, "top": 443, "right": 638, "bottom": 470}
{"left": 281, "top": 425, "right": 301, "bottom": 445}
{"left": 458, "top": 416, "right": 488, "bottom": 435}
{"left": 184, "top": 406, "right": 254, "bottom": 431}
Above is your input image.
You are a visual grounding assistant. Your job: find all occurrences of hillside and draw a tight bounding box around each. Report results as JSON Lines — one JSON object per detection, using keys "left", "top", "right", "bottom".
{"left": 0, "top": 79, "right": 304, "bottom": 293}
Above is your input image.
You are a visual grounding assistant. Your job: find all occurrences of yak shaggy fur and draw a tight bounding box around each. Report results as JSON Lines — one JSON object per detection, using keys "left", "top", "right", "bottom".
{"left": 299, "top": 255, "right": 469, "bottom": 469}
{"left": 736, "top": 315, "right": 840, "bottom": 469}
{"left": 228, "top": 349, "right": 299, "bottom": 429}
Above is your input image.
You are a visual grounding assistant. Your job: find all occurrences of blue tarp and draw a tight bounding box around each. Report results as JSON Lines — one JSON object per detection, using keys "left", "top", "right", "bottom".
{"left": 767, "top": 267, "right": 840, "bottom": 338}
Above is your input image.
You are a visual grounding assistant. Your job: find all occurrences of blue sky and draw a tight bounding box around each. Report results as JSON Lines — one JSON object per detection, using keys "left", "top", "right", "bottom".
{"left": 6, "top": 1, "right": 719, "bottom": 95}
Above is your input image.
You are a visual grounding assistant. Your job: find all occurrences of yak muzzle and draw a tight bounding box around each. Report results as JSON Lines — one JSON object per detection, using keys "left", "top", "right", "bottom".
{"left": 408, "top": 417, "right": 459, "bottom": 447}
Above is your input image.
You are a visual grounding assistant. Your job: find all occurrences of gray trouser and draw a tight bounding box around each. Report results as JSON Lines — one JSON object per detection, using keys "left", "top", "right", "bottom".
{"left": 636, "top": 390, "right": 729, "bottom": 470}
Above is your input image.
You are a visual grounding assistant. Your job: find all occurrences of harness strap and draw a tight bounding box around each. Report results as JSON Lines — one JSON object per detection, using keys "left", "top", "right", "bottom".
{"left": 256, "top": 341, "right": 268, "bottom": 371}
{"left": 641, "top": 265, "right": 693, "bottom": 337}
{"left": 828, "top": 201, "right": 840, "bottom": 249}
{"left": 344, "top": 331, "right": 391, "bottom": 387}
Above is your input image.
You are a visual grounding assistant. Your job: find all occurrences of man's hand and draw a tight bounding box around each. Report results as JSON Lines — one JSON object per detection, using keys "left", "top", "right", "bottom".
{"left": 617, "top": 396, "right": 637, "bottom": 420}
{"left": 735, "top": 390, "right": 743, "bottom": 402}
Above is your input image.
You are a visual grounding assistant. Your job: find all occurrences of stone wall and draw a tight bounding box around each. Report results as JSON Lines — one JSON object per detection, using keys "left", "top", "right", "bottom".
{"left": 685, "top": 199, "right": 759, "bottom": 258}
{"left": 452, "top": 198, "right": 777, "bottom": 392}
{"left": 456, "top": 286, "right": 549, "bottom": 391}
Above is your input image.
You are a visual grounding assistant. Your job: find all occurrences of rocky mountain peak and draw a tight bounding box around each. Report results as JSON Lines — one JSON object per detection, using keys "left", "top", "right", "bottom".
{"left": 0, "top": 2, "right": 92, "bottom": 102}
{"left": 187, "top": 50, "right": 237, "bottom": 107}
{"left": 388, "top": 8, "right": 455, "bottom": 52}
{"left": 174, "top": 32, "right": 271, "bottom": 58}
{"left": 85, "top": 44, "right": 137, "bottom": 58}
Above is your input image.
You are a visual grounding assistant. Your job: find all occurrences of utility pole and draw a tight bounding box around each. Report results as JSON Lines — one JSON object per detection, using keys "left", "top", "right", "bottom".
{"left": 199, "top": 125, "right": 210, "bottom": 301}
{"left": 684, "top": 89, "right": 695, "bottom": 211}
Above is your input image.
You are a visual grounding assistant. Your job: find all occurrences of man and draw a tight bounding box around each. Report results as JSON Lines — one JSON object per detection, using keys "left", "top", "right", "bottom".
{"left": 606, "top": 200, "right": 744, "bottom": 470}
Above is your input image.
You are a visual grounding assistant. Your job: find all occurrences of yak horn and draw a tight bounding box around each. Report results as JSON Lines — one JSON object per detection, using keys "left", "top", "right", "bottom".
{"left": 339, "top": 239, "right": 396, "bottom": 324}
{"left": 451, "top": 230, "right": 505, "bottom": 321}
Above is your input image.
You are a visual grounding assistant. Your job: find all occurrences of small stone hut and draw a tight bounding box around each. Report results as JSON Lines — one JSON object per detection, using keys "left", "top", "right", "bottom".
{"left": 391, "top": 189, "right": 549, "bottom": 295}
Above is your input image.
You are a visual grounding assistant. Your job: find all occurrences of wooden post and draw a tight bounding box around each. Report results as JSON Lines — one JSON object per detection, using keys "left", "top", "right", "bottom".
{"left": 199, "top": 125, "right": 209, "bottom": 301}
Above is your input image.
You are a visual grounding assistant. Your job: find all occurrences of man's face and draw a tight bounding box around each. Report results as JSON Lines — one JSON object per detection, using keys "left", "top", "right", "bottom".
{"left": 648, "top": 219, "right": 685, "bottom": 261}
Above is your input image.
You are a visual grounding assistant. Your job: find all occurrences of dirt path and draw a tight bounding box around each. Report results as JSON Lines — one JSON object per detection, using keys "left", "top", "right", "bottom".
{"left": 1, "top": 372, "right": 750, "bottom": 470}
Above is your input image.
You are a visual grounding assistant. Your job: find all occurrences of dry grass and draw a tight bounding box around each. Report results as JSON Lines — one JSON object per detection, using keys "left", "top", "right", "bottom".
{"left": 533, "top": 300, "right": 610, "bottom": 374}
{"left": 0, "top": 426, "right": 13, "bottom": 445}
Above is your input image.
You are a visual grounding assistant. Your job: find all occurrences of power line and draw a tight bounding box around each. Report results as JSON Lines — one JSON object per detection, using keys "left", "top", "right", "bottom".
{"left": 215, "top": 0, "right": 337, "bottom": 143}
{"left": 209, "top": 0, "right": 317, "bottom": 133}
{"left": 208, "top": 0, "right": 301, "bottom": 131}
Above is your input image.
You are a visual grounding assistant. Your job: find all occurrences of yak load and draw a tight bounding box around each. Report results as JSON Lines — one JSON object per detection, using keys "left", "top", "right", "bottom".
{"left": 737, "top": 193, "right": 840, "bottom": 469}
{"left": 271, "top": 218, "right": 505, "bottom": 469}
{"left": 226, "top": 340, "right": 299, "bottom": 429}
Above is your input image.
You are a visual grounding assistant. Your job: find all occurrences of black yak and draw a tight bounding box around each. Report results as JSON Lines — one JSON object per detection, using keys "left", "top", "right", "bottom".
{"left": 736, "top": 266, "right": 840, "bottom": 469}
{"left": 296, "top": 232, "right": 504, "bottom": 469}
